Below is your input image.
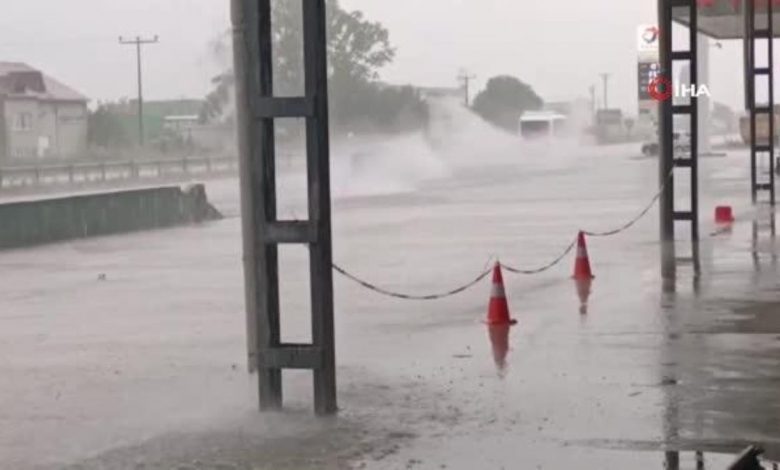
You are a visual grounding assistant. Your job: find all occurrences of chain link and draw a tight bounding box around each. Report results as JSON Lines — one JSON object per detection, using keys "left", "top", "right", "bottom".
{"left": 584, "top": 168, "right": 673, "bottom": 237}
{"left": 500, "top": 238, "right": 578, "bottom": 275}
{"left": 333, "top": 168, "right": 674, "bottom": 299}
{"left": 333, "top": 263, "right": 493, "bottom": 300}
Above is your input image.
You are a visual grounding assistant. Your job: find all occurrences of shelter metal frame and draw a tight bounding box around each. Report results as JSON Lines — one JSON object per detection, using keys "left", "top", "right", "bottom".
{"left": 660, "top": 0, "right": 776, "bottom": 278}
{"left": 659, "top": 0, "right": 701, "bottom": 278}
{"left": 745, "top": 0, "right": 776, "bottom": 204}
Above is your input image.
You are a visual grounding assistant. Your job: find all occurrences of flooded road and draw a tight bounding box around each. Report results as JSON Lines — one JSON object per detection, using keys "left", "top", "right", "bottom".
{"left": 2, "top": 105, "right": 780, "bottom": 468}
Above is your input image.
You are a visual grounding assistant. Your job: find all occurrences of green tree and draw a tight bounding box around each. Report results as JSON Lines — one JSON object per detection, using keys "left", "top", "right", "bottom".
{"left": 472, "top": 76, "right": 544, "bottom": 132}
{"left": 87, "top": 104, "right": 132, "bottom": 149}
{"left": 200, "top": 72, "right": 234, "bottom": 124}
{"left": 269, "top": 0, "right": 394, "bottom": 95}
{"left": 202, "top": 0, "right": 423, "bottom": 134}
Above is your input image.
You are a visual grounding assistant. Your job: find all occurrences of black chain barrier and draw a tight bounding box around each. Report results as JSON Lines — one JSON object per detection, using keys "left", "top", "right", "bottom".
{"left": 332, "top": 263, "right": 493, "bottom": 300}
{"left": 500, "top": 238, "right": 578, "bottom": 275}
{"left": 333, "top": 168, "right": 675, "bottom": 300}
{"left": 583, "top": 168, "right": 673, "bottom": 237}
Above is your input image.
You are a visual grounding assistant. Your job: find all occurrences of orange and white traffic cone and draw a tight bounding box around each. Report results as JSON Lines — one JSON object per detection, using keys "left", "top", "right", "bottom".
{"left": 572, "top": 231, "right": 595, "bottom": 280}
{"left": 486, "top": 262, "right": 517, "bottom": 325}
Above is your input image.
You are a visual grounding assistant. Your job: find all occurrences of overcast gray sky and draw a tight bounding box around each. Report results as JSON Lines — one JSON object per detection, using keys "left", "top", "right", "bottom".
{"left": 0, "top": 0, "right": 747, "bottom": 112}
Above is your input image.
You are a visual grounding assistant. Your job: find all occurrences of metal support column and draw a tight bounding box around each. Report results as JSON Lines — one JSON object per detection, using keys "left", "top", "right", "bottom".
{"left": 659, "top": 0, "right": 700, "bottom": 279}
{"left": 746, "top": 0, "right": 776, "bottom": 205}
{"left": 232, "top": 0, "right": 337, "bottom": 415}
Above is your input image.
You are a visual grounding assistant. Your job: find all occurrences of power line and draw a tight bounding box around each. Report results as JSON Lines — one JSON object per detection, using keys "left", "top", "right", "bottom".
{"left": 119, "top": 35, "right": 159, "bottom": 146}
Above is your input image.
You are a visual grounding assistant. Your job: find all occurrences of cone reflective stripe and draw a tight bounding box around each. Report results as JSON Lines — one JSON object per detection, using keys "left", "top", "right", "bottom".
{"left": 491, "top": 277, "right": 506, "bottom": 299}
{"left": 486, "top": 262, "right": 516, "bottom": 325}
{"left": 572, "top": 231, "right": 595, "bottom": 280}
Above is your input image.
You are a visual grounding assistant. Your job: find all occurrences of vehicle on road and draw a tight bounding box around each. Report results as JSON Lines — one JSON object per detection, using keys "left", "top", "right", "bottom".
{"left": 641, "top": 131, "right": 691, "bottom": 156}
{"left": 519, "top": 111, "right": 568, "bottom": 140}
{"left": 739, "top": 112, "right": 780, "bottom": 146}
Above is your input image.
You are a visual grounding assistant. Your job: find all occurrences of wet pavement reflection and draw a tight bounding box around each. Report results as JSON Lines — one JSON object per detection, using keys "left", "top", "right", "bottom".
{"left": 752, "top": 208, "right": 777, "bottom": 270}
{"left": 486, "top": 324, "right": 511, "bottom": 376}
{"left": 653, "top": 207, "right": 780, "bottom": 469}
{"left": 575, "top": 278, "right": 593, "bottom": 315}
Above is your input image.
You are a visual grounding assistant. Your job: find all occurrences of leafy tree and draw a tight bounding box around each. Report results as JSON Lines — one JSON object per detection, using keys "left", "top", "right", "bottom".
{"left": 202, "top": 0, "right": 424, "bottom": 134}
{"left": 87, "top": 104, "right": 132, "bottom": 149}
{"left": 472, "top": 76, "right": 544, "bottom": 132}
{"left": 270, "top": 0, "right": 394, "bottom": 94}
{"left": 200, "top": 72, "right": 234, "bottom": 124}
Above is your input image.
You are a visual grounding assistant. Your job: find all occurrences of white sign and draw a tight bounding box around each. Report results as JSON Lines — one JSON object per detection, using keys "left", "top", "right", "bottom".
{"left": 637, "top": 24, "right": 660, "bottom": 53}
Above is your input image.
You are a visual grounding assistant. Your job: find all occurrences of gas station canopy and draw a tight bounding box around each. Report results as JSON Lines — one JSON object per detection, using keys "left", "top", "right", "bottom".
{"left": 673, "top": 0, "right": 780, "bottom": 38}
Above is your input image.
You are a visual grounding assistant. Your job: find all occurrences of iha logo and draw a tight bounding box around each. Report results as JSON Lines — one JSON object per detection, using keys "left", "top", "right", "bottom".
{"left": 648, "top": 75, "right": 711, "bottom": 102}
{"left": 641, "top": 26, "right": 659, "bottom": 45}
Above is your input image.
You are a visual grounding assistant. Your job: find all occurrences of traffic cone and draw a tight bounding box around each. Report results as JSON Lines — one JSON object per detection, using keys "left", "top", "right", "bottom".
{"left": 486, "top": 262, "right": 517, "bottom": 325}
{"left": 715, "top": 205, "right": 735, "bottom": 225}
{"left": 572, "top": 231, "right": 595, "bottom": 280}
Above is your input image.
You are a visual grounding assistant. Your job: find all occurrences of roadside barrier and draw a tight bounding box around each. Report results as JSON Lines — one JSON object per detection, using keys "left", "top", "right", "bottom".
{"left": 0, "top": 156, "right": 238, "bottom": 190}
{"left": 332, "top": 263, "right": 492, "bottom": 301}
{"left": 501, "top": 237, "right": 577, "bottom": 275}
{"left": 331, "top": 168, "right": 731, "bottom": 301}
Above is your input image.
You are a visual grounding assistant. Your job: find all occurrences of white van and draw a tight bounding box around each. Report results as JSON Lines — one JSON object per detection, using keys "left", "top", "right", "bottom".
{"left": 519, "top": 111, "right": 568, "bottom": 140}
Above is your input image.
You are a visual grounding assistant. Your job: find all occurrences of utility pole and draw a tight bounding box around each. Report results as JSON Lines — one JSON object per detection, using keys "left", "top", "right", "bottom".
{"left": 119, "top": 35, "right": 159, "bottom": 146}
{"left": 457, "top": 70, "right": 476, "bottom": 107}
{"left": 589, "top": 85, "right": 596, "bottom": 117}
{"left": 600, "top": 73, "right": 611, "bottom": 110}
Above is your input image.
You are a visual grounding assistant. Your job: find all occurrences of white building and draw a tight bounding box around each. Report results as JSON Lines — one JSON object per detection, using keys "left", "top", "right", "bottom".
{"left": 0, "top": 62, "right": 88, "bottom": 161}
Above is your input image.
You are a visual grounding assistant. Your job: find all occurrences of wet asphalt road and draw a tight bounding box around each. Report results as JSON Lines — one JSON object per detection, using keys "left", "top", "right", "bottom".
{"left": 3, "top": 109, "right": 780, "bottom": 468}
